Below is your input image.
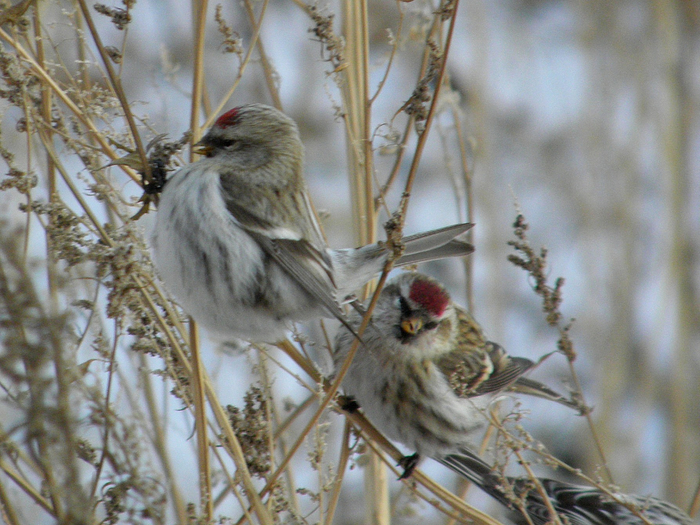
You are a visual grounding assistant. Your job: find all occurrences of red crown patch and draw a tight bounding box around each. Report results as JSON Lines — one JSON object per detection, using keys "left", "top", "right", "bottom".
{"left": 408, "top": 278, "right": 450, "bottom": 317}
{"left": 215, "top": 107, "right": 240, "bottom": 128}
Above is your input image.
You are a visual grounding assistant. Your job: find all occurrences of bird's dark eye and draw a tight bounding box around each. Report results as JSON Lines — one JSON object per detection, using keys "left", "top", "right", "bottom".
{"left": 207, "top": 137, "right": 237, "bottom": 152}
{"left": 424, "top": 321, "right": 438, "bottom": 330}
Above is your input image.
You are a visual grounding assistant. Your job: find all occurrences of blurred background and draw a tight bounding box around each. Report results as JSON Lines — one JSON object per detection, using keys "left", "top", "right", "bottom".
{"left": 0, "top": 1, "right": 698, "bottom": 524}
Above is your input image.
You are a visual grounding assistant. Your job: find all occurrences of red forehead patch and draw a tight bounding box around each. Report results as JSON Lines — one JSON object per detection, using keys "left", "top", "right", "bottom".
{"left": 215, "top": 107, "right": 240, "bottom": 128}
{"left": 408, "top": 278, "right": 450, "bottom": 317}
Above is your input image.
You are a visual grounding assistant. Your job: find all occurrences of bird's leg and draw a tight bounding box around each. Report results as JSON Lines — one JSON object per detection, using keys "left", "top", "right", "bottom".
{"left": 398, "top": 453, "right": 421, "bottom": 479}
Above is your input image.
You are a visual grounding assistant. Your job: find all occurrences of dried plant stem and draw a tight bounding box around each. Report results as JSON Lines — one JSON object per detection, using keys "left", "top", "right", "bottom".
{"left": 0, "top": 476, "right": 20, "bottom": 525}
{"left": 444, "top": 420, "right": 497, "bottom": 525}
{"left": 323, "top": 420, "right": 353, "bottom": 525}
{"left": 273, "top": 301, "right": 504, "bottom": 525}
{"left": 201, "top": 0, "right": 270, "bottom": 130}
{"left": 190, "top": 0, "right": 208, "bottom": 145}
{"left": 138, "top": 353, "right": 188, "bottom": 523}
{"left": 398, "top": 1, "right": 459, "bottom": 219}
{"left": 341, "top": 3, "right": 388, "bottom": 520}
{"left": 205, "top": 372, "right": 273, "bottom": 524}
{"left": 688, "top": 478, "right": 700, "bottom": 517}
{"left": 274, "top": 339, "right": 321, "bottom": 381}
{"left": 134, "top": 284, "right": 271, "bottom": 523}
{"left": 76, "top": 0, "right": 149, "bottom": 179}
{"left": 374, "top": 22, "right": 435, "bottom": 215}
{"left": 486, "top": 414, "right": 655, "bottom": 525}
{"left": 188, "top": 2, "right": 214, "bottom": 520}
{"left": 234, "top": 267, "right": 394, "bottom": 525}
{"left": 342, "top": 0, "right": 375, "bottom": 247}
{"left": 190, "top": 321, "right": 213, "bottom": 520}
{"left": 260, "top": 357, "right": 303, "bottom": 517}
{"left": 374, "top": 113, "right": 411, "bottom": 215}
{"left": 509, "top": 214, "right": 612, "bottom": 482}
{"left": 33, "top": 4, "right": 59, "bottom": 307}
{"left": 242, "top": 0, "right": 282, "bottom": 110}
{"left": 0, "top": 28, "right": 139, "bottom": 183}
{"left": 36, "top": 132, "right": 111, "bottom": 239}
{"left": 366, "top": 451, "right": 390, "bottom": 525}
{"left": 451, "top": 111, "right": 475, "bottom": 312}
{"left": 210, "top": 444, "right": 257, "bottom": 522}
{"left": 357, "top": 425, "right": 502, "bottom": 525}
{"left": 0, "top": 458, "right": 54, "bottom": 515}
{"left": 369, "top": 2, "right": 403, "bottom": 104}
{"left": 88, "top": 326, "right": 118, "bottom": 500}
{"left": 509, "top": 448, "right": 564, "bottom": 525}
{"left": 564, "top": 358, "right": 612, "bottom": 481}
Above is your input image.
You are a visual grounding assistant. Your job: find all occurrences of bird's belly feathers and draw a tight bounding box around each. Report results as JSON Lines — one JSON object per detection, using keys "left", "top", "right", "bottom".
{"left": 151, "top": 165, "right": 323, "bottom": 341}
{"left": 343, "top": 353, "right": 487, "bottom": 458}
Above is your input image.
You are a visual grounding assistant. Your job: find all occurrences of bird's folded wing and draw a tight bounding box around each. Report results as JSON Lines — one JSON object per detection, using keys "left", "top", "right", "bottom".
{"left": 470, "top": 347, "right": 536, "bottom": 396}
{"left": 254, "top": 234, "right": 337, "bottom": 308}
{"left": 437, "top": 311, "right": 535, "bottom": 398}
{"left": 222, "top": 192, "right": 347, "bottom": 321}
{"left": 483, "top": 343, "right": 579, "bottom": 410}
{"left": 251, "top": 235, "right": 358, "bottom": 335}
{"left": 485, "top": 342, "right": 581, "bottom": 411}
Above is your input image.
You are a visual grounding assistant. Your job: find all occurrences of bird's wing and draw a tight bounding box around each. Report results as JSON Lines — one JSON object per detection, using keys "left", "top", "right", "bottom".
{"left": 219, "top": 177, "right": 325, "bottom": 244}
{"left": 436, "top": 309, "right": 578, "bottom": 410}
{"left": 486, "top": 340, "right": 581, "bottom": 411}
{"left": 470, "top": 343, "right": 536, "bottom": 396}
{"left": 222, "top": 190, "right": 355, "bottom": 331}
{"left": 251, "top": 233, "right": 338, "bottom": 310}
{"left": 435, "top": 309, "right": 535, "bottom": 399}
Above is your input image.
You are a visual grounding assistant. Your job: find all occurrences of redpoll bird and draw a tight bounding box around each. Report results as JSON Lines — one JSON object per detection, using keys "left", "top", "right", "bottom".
{"left": 334, "top": 272, "right": 580, "bottom": 477}
{"left": 151, "top": 104, "right": 473, "bottom": 342}
{"left": 438, "top": 451, "right": 692, "bottom": 525}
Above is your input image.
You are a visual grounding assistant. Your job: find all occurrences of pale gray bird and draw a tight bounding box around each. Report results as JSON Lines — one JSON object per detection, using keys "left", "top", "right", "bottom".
{"left": 151, "top": 104, "right": 473, "bottom": 342}
{"left": 439, "top": 451, "right": 693, "bottom": 525}
{"left": 335, "top": 272, "right": 580, "bottom": 477}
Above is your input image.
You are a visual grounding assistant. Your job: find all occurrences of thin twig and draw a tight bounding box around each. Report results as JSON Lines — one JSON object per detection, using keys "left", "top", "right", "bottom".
{"left": 323, "top": 420, "right": 353, "bottom": 525}
{"left": 75, "top": 0, "right": 150, "bottom": 181}
{"left": 397, "top": 0, "right": 460, "bottom": 220}
{"left": 201, "top": 0, "right": 270, "bottom": 130}
{"left": 242, "top": 0, "right": 282, "bottom": 110}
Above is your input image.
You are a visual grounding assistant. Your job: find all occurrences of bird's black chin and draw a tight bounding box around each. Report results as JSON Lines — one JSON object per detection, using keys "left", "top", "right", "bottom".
{"left": 395, "top": 325, "right": 417, "bottom": 345}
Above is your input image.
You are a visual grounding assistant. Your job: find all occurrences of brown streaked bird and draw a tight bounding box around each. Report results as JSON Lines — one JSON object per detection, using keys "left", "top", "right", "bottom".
{"left": 334, "top": 272, "right": 580, "bottom": 477}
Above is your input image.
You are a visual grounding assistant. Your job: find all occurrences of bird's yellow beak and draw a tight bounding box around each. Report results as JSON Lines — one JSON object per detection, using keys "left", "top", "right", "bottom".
{"left": 191, "top": 140, "right": 213, "bottom": 157}
{"left": 401, "top": 317, "right": 423, "bottom": 336}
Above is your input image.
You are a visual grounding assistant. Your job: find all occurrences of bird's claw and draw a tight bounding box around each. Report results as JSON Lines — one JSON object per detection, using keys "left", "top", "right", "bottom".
{"left": 397, "top": 453, "right": 420, "bottom": 479}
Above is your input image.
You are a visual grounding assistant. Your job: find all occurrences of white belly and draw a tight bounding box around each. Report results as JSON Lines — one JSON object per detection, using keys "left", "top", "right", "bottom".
{"left": 151, "top": 163, "right": 314, "bottom": 342}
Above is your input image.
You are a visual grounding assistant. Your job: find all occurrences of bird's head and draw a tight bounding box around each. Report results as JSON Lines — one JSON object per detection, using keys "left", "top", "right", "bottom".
{"left": 375, "top": 272, "right": 456, "bottom": 358}
{"left": 194, "top": 104, "right": 302, "bottom": 159}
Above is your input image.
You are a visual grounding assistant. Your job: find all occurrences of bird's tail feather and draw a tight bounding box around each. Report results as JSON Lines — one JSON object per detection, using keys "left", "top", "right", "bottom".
{"left": 436, "top": 450, "right": 692, "bottom": 525}
{"left": 435, "top": 450, "right": 514, "bottom": 509}
{"left": 398, "top": 239, "right": 474, "bottom": 266}
{"left": 401, "top": 223, "right": 474, "bottom": 256}
{"left": 509, "top": 376, "right": 584, "bottom": 413}
{"left": 335, "top": 223, "right": 474, "bottom": 298}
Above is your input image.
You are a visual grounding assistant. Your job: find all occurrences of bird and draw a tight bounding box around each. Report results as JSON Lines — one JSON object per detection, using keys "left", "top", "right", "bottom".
{"left": 438, "top": 450, "right": 693, "bottom": 525}
{"left": 334, "top": 271, "right": 581, "bottom": 478}
{"left": 150, "top": 104, "right": 474, "bottom": 342}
